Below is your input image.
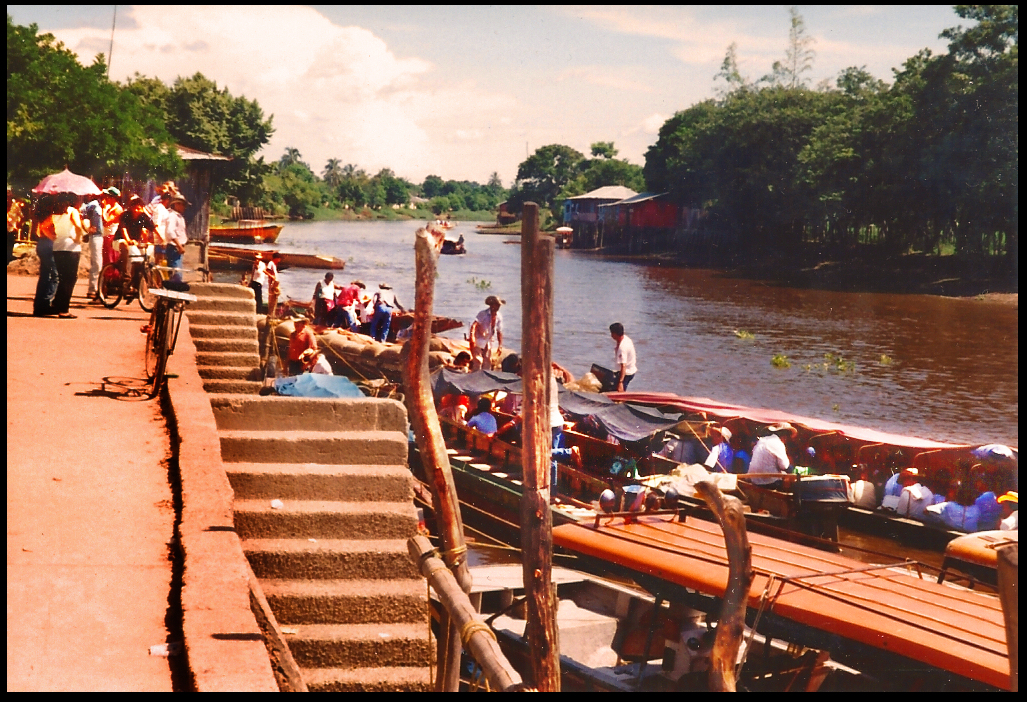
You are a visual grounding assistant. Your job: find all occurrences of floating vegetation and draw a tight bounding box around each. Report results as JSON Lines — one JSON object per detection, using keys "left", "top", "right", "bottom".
{"left": 832, "top": 403, "right": 840, "bottom": 412}
{"left": 824, "top": 352, "right": 856, "bottom": 373}
{"left": 467, "top": 277, "right": 492, "bottom": 291}
{"left": 771, "top": 354, "right": 791, "bottom": 369}
{"left": 733, "top": 329, "right": 754, "bottom": 340}
{"left": 879, "top": 354, "right": 893, "bottom": 365}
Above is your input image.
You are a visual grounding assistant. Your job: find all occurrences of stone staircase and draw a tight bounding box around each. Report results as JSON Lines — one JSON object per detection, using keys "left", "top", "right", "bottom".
{"left": 185, "top": 283, "right": 263, "bottom": 395}
{"left": 209, "top": 394, "right": 432, "bottom": 692}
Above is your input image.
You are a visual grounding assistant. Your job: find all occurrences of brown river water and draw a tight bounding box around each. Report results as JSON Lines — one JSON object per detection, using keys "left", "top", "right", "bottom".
{"left": 260, "top": 220, "right": 1017, "bottom": 449}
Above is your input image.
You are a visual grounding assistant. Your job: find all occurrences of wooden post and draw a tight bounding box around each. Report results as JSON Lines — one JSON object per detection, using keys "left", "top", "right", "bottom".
{"left": 997, "top": 542, "right": 1017, "bottom": 692}
{"left": 519, "top": 202, "right": 560, "bottom": 691}
{"left": 695, "top": 481, "right": 754, "bottom": 693}
{"left": 402, "top": 227, "right": 472, "bottom": 691}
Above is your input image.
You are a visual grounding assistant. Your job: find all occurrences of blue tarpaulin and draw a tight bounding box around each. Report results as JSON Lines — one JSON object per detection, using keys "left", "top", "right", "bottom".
{"left": 275, "top": 374, "right": 365, "bottom": 398}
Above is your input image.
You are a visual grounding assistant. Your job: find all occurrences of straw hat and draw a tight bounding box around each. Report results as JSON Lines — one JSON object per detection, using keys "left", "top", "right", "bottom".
{"left": 767, "top": 423, "right": 797, "bottom": 437}
{"left": 485, "top": 295, "right": 505, "bottom": 307}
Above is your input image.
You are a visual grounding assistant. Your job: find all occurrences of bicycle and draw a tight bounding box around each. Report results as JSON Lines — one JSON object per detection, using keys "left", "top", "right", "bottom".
{"left": 143, "top": 287, "right": 197, "bottom": 397}
{"left": 99, "top": 245, "right": 166, "bottom": 312}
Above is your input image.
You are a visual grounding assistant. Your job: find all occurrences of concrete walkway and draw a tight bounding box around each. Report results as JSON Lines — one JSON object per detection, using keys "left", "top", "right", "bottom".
{"left": 7, "top": 271, "right": 277, "bottom": 691}
{"left": 6, "top": 274, "right": 178, "bottom": 690}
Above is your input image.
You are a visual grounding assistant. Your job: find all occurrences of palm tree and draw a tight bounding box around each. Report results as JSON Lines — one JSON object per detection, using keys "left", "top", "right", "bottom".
{"left": 279, "top": 147, "right": 303, "bottom": 170}
{"left": 323, "top": 158, "right": 344, "bottom": 189}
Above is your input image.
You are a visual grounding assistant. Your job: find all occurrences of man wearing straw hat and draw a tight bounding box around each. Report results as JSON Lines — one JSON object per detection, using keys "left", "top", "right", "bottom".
{"left": 469, "top": 295, "right": 504, "bottom": 371}
{"left": 163, "top": 192, "right": 189, "bottom": 283}
{"left": 747, "top": 423, "right": 797, "bottom": 487}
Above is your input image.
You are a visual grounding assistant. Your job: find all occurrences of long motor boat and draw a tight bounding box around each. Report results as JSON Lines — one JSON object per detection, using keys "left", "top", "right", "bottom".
{"left": 209, "top": 220, "right": 283, "bottom": 244}
{"left": 208, "top": 244, "right": 346, "bottom": 271}
{"left": 552, "top": 510, "right": 1011, "bottom": 691}
{"left": 612, "top": 391, "right": 1018, "bottom": 550}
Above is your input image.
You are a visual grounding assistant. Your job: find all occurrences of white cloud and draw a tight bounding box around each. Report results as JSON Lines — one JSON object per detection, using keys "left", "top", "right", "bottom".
{"left": 48, "top": 5, "right": 513, "bottom": 182}
{"left": 642, "top": 113, "right": 669, "bottom": 134}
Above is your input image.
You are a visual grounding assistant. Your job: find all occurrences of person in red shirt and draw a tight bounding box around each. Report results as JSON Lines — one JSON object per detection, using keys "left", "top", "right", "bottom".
{"left": 287, "top": 317, "right": 317, "bottom": 375}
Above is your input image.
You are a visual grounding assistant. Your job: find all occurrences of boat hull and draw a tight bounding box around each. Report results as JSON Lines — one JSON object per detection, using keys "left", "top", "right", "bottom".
{"left": 209, "top": 223, "right": 283, "bottom": 244}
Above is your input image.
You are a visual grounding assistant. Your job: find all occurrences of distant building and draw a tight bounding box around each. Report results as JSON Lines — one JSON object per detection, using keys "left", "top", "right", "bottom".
{"left": 496, "top": 200, "right": 518, "bottom": 225}
{"left": 561, "top": 185, "right": 638, "bottom": 248}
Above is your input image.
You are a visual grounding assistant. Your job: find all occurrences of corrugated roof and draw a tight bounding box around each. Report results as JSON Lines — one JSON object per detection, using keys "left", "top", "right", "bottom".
{"left": 597, "top": 191, "right": 668, "bottom": 207}
{"left": 176, "top": 144, "right": 231, "bottom": 161}
{"left": 565, "top": 185, "right": 638, "bottom": 201}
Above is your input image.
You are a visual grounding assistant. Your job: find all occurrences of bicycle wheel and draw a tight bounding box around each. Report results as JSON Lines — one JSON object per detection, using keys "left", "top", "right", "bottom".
{"left": 149, "top": 304, "right": 173, "bottom": 397}
{"left": 144, "top": 304, "right": 167, "bottom": 380}
{"left": 98, "top": 263, "right": 124, "bottom": 309}
{"left": 138, "top": 266, "right": 161, "bottom": 312}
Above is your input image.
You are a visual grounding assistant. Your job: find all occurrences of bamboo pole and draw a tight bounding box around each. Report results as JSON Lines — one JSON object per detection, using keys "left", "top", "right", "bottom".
{"left": 402, "top": 226, "right": 472, "bottom": 691}
{"left": 407, "top": 536, "right": 528, "bottom": 691}
{"left": 519, "top": 202, "right": 560, "bottom": 691}
{"left": 695, "top": 481, "right": 754, "bottom": 692}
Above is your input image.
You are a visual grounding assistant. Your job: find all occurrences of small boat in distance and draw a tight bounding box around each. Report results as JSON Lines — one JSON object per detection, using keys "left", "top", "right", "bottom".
{"left": 209, "top": 220, "right": 283, "bottom": 244}
{"left": 210, "top": 205, "right": 284, "bottom": 244}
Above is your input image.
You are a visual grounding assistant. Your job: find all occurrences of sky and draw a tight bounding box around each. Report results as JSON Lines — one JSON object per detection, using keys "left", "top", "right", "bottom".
{"left": 9, "top": 5, "right": 965, "bottom": 186}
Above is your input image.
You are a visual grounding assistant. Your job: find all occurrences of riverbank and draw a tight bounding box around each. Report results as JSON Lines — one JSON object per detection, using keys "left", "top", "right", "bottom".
{"left": 629, "top": 247, "right": 1018, "bottom": 305}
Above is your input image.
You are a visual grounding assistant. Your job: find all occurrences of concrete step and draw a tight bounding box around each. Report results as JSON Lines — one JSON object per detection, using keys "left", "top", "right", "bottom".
{"left": 190, "top": 296, "right": 257, "bottom": 314}
{"left": 225, "top": 463, "right": 414, "bottom": 502}
{"left": 202, "top": 379, "right": 264, "bottom": 394}
{"left": 196, "top": 351, "right": 261, "bottom": 367}
{"left": 302, "top": 666, "right": 431, "bottom": 692}
{"left": 210, "top": 395, "right": 406, "bottom": 433}
{"left": 197, "top": 365, "right": 259, "bottom": 381}
{"left": 260, "top": 578, "right": 427, "bottom": 625}
{"left": 244, "top": 538, "right": 418, "bottom": 580}
{"left": 234, "top": 499, "right": 418, "bottom": 540}
{"left": 188, "top": 282, "right": 257, "bottom": 300}
{"left": 219, "top": 430, "right": 408, "bottom": 465}
{"left": 283, "top": 623, "right": 431, "bottom": 669}
{"left": 189, "top": 323, "right": 259, "bottom": 340}
{"left": 187, "top": 310, "right": 260, "bottom": 327}
{"left": 193, "top": 337, "right": 260, "bottom": 354}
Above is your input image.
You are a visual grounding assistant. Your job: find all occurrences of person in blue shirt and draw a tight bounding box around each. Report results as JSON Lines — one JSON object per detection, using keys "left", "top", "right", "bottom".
{"left": 466, "top": 397, "right": 498, "bottom": 436}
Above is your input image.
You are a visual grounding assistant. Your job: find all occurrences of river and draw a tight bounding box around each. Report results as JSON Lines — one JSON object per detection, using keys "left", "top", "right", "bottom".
{"left": 241, "top": 219, "right": 1018, "bottom": 448}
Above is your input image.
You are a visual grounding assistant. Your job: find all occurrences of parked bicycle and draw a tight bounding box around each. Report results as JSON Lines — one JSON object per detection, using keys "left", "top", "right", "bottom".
{"left": 143, "top": 287, "right": 197, "bottom": 397}
{"left": 98, "top": 246, "right": 166, "bottom": 312}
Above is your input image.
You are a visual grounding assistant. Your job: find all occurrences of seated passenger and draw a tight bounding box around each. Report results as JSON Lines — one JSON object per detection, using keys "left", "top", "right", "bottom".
{"left": 439, "top": 393, "right": 471, "bottom": 423}
{"left": 998, "top": 492, "right": 1018, "bottom": 531}
{"left": 704, "top": 427, "right": 734, "bottom": 473}
{"left": 466, "top": 398, "right": 498, "bottom": 436}
{"left": 747, "top": 423, "right": 796, "bottom": 487}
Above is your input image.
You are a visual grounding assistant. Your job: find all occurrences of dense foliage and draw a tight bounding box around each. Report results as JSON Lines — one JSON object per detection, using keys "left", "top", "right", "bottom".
{"left": 508, "top": 142, "right": 644, "bottom": 219}
{"left": 7, "top": 16, "right": 181, "bottom": 187}
{"left": 644, "top": 5, "right": 1018, "bottom": 265}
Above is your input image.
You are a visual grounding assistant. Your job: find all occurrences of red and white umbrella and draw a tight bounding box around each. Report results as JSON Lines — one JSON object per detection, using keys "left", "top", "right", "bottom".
{"left": 31, "top": 168, "right": 102, "bottom": 196}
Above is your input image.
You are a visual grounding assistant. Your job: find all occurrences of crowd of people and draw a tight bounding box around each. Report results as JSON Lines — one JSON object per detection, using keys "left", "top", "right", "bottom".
{"left": 20, "top": 181, "right": 191, "bottom": 318}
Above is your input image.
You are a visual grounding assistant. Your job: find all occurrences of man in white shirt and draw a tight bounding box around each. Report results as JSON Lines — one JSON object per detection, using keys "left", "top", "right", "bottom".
{"left": 470, "top": 295, "right": 504, "bottom": 370}
{"left": 164, "top": 193, "right": 189, "bottom": 282}
{"left": 609, "top": 322, "right": 637, "bottom": 391}
{"left": 747, "top": 423, "right": 796, "bottom": 486}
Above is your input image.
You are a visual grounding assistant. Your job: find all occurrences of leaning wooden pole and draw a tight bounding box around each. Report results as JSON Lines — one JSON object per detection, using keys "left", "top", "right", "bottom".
{"left": 695, "top": 481, "right": 754, "bottom": 692}
{"left": 402, "top": 226, "right": 472, "bottom": 691}
{"left": 408, "top": 536, "right": 527, "bottom": 691}
{"left": 519, "top": 202, "right": 561, "bottom": 691}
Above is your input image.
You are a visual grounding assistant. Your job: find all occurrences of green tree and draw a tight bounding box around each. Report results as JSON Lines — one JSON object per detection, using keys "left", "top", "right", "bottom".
{"left": 510, "top": 144, "right": 585, "bottom": 215}
{"left": 763, "top": 6, "right": 817, "bottom": 89}
{"left": 7, "top": 16, "right": 180, "bottom": 186}
{"left": 323, "top": 158, "right": 344, "bottom": 189}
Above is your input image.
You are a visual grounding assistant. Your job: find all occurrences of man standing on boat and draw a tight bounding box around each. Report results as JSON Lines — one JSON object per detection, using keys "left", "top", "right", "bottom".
{"left": 370, "top": 282, "right": 406, "bottom": 342}
{"left": 469, "top": 295, "right": 504, "bottom": 370}
{"left": 609, "top": 322, "right": 637, "bottom": 391}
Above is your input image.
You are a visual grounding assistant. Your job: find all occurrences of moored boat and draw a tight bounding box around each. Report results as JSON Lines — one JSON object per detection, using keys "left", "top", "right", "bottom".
{"left": 448, "top": 563, "right": 857, "bottom": 691}
{"left": 208, "top": 244, "right": 345, "bottom": 271}
{"left": 209, "top": 220, "right": 283, "bottom": 244}
{"left": 552, "top": 511, "right": 1011, "bottom": 690}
